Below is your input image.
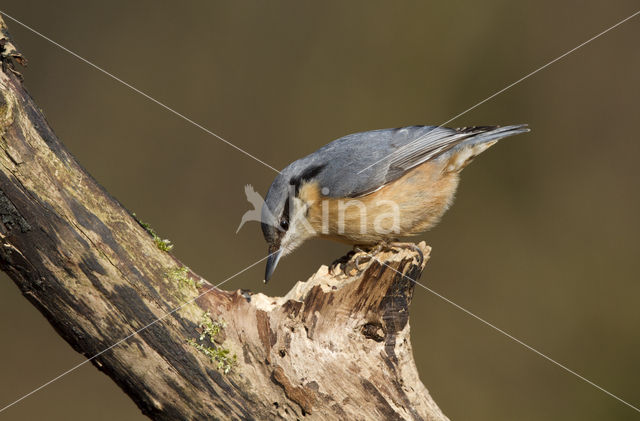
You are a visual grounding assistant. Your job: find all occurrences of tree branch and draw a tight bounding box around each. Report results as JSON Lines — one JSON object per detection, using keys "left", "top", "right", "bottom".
{"left": 0, "top": 17, "right": 448, "bottom": 420}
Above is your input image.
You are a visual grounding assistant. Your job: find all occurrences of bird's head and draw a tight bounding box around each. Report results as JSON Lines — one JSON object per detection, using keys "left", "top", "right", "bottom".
{"left": 261, "top": 163, "right": 325, "bottom": 282}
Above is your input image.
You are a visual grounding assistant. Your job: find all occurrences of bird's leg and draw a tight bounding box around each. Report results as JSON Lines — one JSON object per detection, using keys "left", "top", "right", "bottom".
{"left": 353, "top": 246, "right": 371, "bottom": 268}
{"left": 355, "top": 241, "right": 389, "bottom": 255}
{"left": 352, "top": 242, "right": 386, "bottom": 267}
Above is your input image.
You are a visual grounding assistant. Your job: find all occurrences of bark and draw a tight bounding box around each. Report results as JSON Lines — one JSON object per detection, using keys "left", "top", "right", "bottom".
{"left": 0, "top": 17, "right": 448, "bottom": 421}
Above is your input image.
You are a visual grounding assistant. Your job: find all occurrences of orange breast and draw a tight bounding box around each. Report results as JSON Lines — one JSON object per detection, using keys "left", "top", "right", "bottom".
{"left": 302, "top": 160, "right": 460, "bottom": 244}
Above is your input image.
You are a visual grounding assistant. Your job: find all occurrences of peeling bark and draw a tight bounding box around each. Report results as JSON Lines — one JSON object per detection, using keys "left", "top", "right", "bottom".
{"left": 0, "top": 17, "right": 448, "bottom": 421}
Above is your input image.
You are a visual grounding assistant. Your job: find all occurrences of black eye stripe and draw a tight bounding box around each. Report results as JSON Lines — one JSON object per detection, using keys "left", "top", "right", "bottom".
{"left": 279, "top": 197, "right": 290, "bottom": 231}
{"left": 289, "top": 164, "right": 326, "bottom": 195}
{"left": 282, "top": 196, "right": 290, "bottom": 221}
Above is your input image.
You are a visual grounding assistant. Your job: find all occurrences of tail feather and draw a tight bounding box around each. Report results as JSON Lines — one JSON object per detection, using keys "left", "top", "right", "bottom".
{"left": 443, "top": 124, "right": 529, "bottom": 172}
{"left": 455, "top": 124, "right": 529, "bottom": 145}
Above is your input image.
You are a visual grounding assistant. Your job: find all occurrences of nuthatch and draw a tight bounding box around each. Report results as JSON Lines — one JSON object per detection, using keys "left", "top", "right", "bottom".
{"left": 261, "top": 124, "right": 529, "bottom": 282}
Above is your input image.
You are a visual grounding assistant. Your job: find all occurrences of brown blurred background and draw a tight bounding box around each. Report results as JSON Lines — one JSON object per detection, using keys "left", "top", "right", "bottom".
{"left": 0, "top": 1, "right": 639, "bottom": 420}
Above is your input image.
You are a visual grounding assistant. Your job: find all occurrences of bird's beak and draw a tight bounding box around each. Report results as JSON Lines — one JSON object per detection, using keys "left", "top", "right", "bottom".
{"left": 264, "top": 247, "right": 282, "bottom": 283}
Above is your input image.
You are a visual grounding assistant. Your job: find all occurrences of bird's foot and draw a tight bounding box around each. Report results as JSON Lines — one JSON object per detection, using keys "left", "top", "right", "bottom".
{"left": 345, "top": 244, "right": 381, "bottom": 270}
{"left": 352, "top": 243, "right": 383, "bottom": 266}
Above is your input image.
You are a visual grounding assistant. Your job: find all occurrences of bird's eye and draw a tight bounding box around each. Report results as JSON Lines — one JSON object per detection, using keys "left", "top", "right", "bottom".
{"left": 280, "top": 218, "right": 289, "bottom": 230}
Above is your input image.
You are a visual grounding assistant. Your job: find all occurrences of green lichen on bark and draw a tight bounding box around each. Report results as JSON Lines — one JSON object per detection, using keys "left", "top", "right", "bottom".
{"left": 167, "top": 266, "right": 198, "bottom": 288}
{"left": 188, "top": 311, "right": 236, "bottom": 374}
{"left": 132, "top": 213, "right": 173, "bottom": 251}
{"left": 166, "top": 265, "right": 204, "bottom": 301}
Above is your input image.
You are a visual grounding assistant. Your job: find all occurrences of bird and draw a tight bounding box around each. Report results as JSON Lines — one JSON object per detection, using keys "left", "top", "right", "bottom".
{"left": 236, "top": 184, "right": 267, "bottom": 234}
{"left": 261, "top": 124, "right": 529, "bottom": 282}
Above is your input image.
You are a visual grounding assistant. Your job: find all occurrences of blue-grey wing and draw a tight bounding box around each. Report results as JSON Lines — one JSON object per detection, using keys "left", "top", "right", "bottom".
{"left": 285, "top": 125, "right": 528, "bottom": 198}
{"left": 381, "top": 125, "right": 529, "bottom": 183}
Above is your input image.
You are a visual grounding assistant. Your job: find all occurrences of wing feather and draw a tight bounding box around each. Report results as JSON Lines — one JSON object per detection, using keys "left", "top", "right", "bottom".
{"left": 286, "top": 124, "right": 529, "bottom": 199}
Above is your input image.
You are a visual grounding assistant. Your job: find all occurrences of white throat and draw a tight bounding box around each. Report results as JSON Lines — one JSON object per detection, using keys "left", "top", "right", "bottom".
{"left": 279, "top": 196, "right": 317, "bottom": 256}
